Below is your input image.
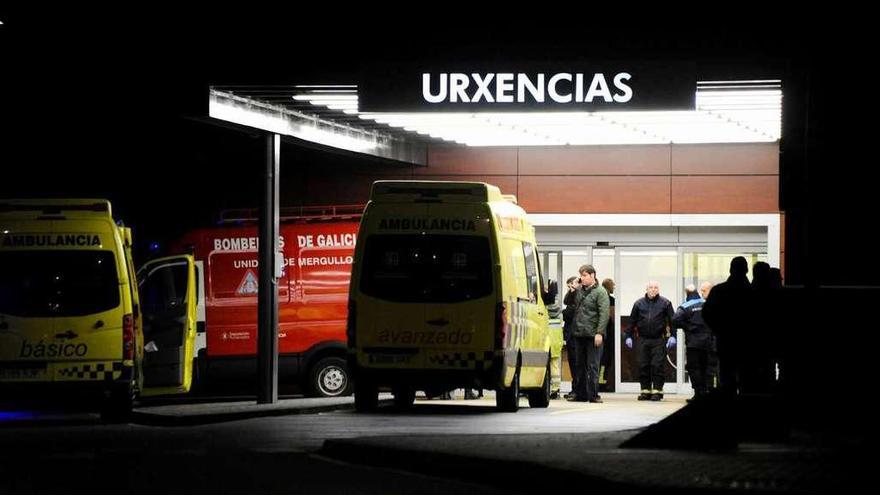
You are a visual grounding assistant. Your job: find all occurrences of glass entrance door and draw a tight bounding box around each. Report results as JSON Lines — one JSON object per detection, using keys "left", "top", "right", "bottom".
{"left": 591, "top": 248, "right": 615, "bottom": 392}
{"left": 615, "top": 248, "right": 681, "bottom": 394}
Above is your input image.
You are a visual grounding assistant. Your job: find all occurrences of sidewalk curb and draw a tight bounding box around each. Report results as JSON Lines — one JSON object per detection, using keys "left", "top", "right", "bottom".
{"left": 131, "top": 399, "right": 395, "bottom": 427}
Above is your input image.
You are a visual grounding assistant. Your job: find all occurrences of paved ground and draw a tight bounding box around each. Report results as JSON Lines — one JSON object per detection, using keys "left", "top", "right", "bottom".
{"left": 2, "top": 391, "right": 865, "bottom": 493}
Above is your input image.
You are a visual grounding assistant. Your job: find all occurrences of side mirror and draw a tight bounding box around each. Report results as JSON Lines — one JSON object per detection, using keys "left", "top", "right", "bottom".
{"left": 541, "top": 279, "right": 558, "bottom": 306}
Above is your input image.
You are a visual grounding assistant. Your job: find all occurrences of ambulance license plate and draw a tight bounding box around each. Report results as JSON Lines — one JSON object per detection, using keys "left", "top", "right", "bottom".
{"left": 0, "top": 363, "right": 48, "bottom": 380}
{"left": 368, "top": 354, "right": 412, "bottom": 364}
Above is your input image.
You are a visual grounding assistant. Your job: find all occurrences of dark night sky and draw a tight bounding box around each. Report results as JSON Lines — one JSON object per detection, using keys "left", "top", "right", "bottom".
{"left": 0, "top": 11, "right": 875, "bottom": 285}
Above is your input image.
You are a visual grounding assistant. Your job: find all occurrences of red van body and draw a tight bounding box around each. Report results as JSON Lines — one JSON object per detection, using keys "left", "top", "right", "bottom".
{"left": 171, "top": 206, "right": 360, "bottom": 396}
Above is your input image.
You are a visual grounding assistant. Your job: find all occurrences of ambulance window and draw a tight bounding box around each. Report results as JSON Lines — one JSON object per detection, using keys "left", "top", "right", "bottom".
{"left": 522, "top": 243, "right": 539, "bottom": 303}
{"left": 0, "top": 251, "right": 119, "bottom": 317}
{"left": 139, "top": 263, "right": 188, "bottom": 314}
{"left": 360, "top": 235, "right": 492, "bottom": 303}
{"left": 506, "top": 240, "right": 529, "bottom": 300}
{"left": 125, "top": 251, "right": 138, "bottom": 314}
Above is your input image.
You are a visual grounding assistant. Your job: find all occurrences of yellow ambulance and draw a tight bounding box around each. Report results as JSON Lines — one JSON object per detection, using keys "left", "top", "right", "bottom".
{"left": 0, "top": 199, "right": 197, "bottom": 419}
{"left": 347, "top": 181, "right": 552, "bottom": 412}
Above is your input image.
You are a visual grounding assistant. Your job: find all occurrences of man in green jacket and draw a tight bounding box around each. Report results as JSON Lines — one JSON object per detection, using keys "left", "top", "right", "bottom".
{"left": 568, "top": 264, "right": 611, "bottom": 403}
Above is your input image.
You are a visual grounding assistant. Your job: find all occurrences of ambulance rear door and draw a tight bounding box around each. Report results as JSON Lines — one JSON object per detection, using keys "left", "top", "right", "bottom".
{"left": 137, "top": 254, "right": 197, "bottom": 396}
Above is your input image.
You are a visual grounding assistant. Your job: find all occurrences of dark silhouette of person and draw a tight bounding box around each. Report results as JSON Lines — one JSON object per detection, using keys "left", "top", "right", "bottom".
{"left": 702, "top": 256, "right": 752, "bottom": 400}
{"left": 768, "top": 267, "right": 785, "bottom": 388}
{"left": 599, "top": 278, "right": 616, "bottom": 393}
{"left": 562, "top": 276, "right": 581, "bottom": 398}
{"left": 745, "top": 261, "right": 776, "bottom": 395}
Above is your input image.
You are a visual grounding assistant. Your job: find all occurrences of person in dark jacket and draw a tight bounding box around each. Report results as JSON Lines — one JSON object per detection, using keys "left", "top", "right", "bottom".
{"left": 569, "top": 265, "right": 610, "bottom": 403}
{"left": 599, "top": 278, "right": 616, "bottom": 392}
{"left": 702, "top": 256, "right": 752, "bottom": 400}
{"left": 745, "top": 262, "right": 777, "bottom": 395}
{"left": 673, "top": 281, "right": 713, "bottom": 401}
{"left": 561, "top": 276, "right": 580, "bottom": 399}
{"left": 626, "top": 281, "right": 674, "bottom": 401}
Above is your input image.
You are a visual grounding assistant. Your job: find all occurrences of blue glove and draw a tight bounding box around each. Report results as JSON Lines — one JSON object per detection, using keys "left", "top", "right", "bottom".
{"left": 625, "top": 337, "right": 633, "bottom": 349}
{"left": 666, "top": 336, "right": 677, "bottom": 349}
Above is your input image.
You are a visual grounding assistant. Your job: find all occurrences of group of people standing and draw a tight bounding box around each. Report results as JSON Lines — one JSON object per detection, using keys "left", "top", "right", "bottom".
{"left": 562, "top": 256, "right": 782, "bottom": 403}
{"left": 702, "top": 257, "right": 783, "bottom": 400}
{"left": 562, "top": 265, "right": 611, "bottom": 403}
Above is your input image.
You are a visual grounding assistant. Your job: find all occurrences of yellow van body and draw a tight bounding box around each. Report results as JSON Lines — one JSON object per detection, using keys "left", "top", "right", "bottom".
{"left": 348, "top": 181, "right": 551, "bottom": 412}
{"left": 0, "top": 199, "right": 196, "bottom": 418}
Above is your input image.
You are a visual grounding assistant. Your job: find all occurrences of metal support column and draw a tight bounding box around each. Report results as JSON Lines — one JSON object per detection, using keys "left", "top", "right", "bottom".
{"left": 257, "top": 133, "right": 280, "bottom": 404}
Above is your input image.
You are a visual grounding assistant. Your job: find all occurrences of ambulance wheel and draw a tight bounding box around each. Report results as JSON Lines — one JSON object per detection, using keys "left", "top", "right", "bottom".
{"left": 496, "top": 366, "right": 520, "bottom": 412}
{"left": 101, "top": 386, "right": 134, "bottom": 422}
{"left": 354, "top": 380, "right": 379, "bottom": 413}
{"left": 528, "top": 360, "right": 551, "bottom": 408}
{"left": 309, "top": 357, "right": 352, "bottom": 397}
{"left": 392, "top": 386, "right": 416, "bottom": 410}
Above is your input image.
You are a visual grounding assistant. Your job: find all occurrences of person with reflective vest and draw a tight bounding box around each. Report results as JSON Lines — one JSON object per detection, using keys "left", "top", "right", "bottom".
{"left": 673, "top": 281, "right": 714, "bottom": 402}
{"left": 625, "top": 281, "right": 674, "bottom": 401}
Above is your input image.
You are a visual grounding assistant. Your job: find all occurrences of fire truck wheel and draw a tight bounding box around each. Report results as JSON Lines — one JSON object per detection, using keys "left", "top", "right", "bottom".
{"left": 309, "top": 357, "right": 352, "bottom": 397}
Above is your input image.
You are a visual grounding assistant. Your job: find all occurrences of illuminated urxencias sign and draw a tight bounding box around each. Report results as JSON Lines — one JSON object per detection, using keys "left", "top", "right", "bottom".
{"left": 421, "top": 72, "right": 634, "bottom": 105}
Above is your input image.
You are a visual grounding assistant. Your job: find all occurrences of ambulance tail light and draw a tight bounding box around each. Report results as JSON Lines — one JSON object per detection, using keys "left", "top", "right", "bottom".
{"left": 123, "top": 314, "right": 134, "bottom": 360}
{"left": 495, "top": 302, "right": 509, "bottom": 349}
{"left": 346, "top": 300, "right": 356, "bottom": 348}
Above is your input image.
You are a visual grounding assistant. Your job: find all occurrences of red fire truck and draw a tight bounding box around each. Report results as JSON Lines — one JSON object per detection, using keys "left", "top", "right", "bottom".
{"left": 171, "top": 205, "right": 361, "bottom": 397}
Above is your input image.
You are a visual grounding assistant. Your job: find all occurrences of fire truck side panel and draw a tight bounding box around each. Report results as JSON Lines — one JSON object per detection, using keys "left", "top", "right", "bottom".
{"left": 177, "top": 220, "right": 358, "bottom": 392}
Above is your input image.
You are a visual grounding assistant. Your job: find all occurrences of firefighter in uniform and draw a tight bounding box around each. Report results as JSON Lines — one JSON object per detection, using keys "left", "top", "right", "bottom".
{"left": 673, "top": 281, "right": 714, "bottom": 402}
{"left": 625, "top": 281, "right": 674, "bottom": 401}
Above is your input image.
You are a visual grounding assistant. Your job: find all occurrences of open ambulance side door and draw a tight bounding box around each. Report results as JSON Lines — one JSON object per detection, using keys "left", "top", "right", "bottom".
{"left": 136, "top": 255, "right": 197, "bottom": 396}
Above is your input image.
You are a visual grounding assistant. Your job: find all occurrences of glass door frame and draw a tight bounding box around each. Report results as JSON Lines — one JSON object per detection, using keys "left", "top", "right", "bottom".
{"left": 613, "top": 246, "right": 769, "bottom": 394}
{"left": 675, "top": 247, "right": 768, "bottom": 394}
{"left": 613, "top": 247, "right": 682, "bottom": 394}
{"left": 538, "top": 247, "right": 597, "bottom": 297}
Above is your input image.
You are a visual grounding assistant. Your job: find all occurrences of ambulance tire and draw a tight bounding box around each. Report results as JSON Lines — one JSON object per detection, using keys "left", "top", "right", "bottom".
{"left": 354, "top": 380, "right": 379, "bottom": 413}
{"left": 101, "top": 385, "right": 134, "bottom": 422}
{"left": 308, "top": 357, "right": 352, "bottom": 397}
{"left": 392, "top": 386, "right": 416, "bottom": 410}
{"left": 528, "top": 359, "right": 551, "bottom": 408}
{"left": 496, "top": 365, "right": 520, "bottom": 412}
